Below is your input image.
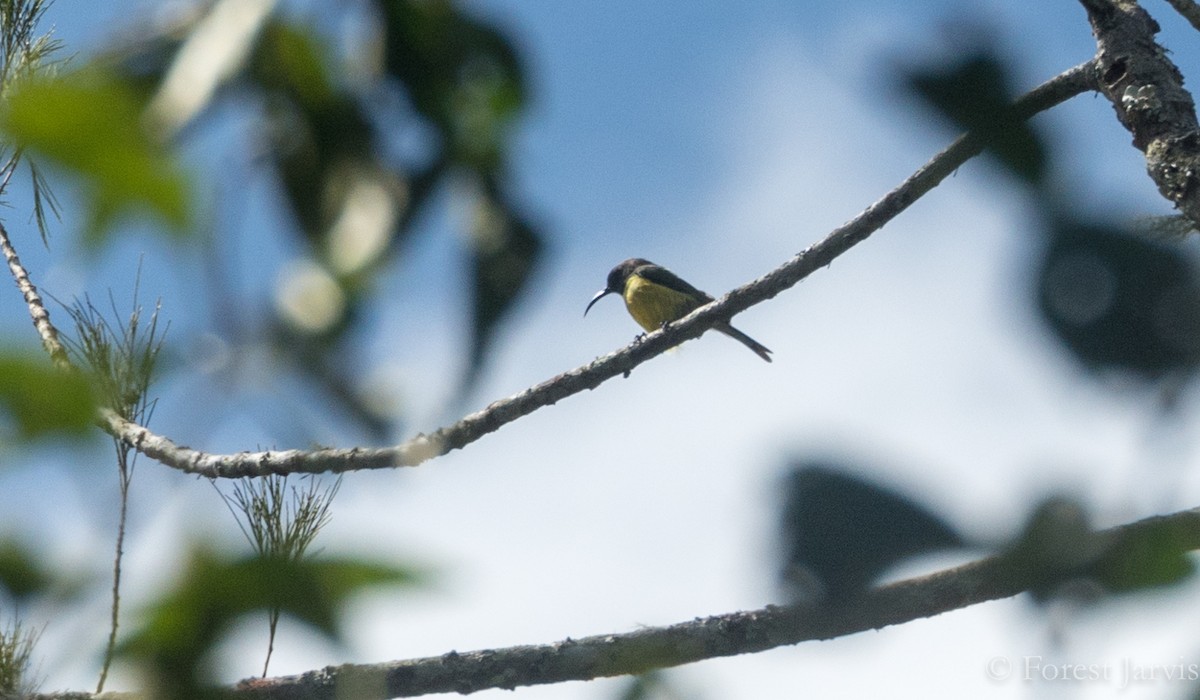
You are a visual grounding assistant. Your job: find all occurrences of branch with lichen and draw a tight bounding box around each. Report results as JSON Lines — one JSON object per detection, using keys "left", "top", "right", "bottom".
{"left": 1079, "top": 0, "right": 1200, "bottom": 227}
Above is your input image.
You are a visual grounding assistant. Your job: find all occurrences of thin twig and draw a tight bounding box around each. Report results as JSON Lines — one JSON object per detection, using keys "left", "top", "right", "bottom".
{"left": 96, "top": 61, "right": 1099, "bottom": 479}
{"left": 0, "top": 614, "right": 41, "bottom": 697}
{"left": 58, "top": 291, "right": 164, "bottom": 694}
{"left": 95, "top": 447, "right": 132, "bottom": 694}
{"left": 214, "top": 474, "right": 342, "bottom": 678}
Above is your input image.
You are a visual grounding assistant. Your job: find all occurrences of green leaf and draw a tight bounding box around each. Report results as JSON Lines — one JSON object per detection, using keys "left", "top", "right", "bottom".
{"left": 1001, "top": 498, "right": 1194, "bottom": 602}
{"left": 0, "top": 538, "right": 53, "bottom": 601}
{"left": 121, "top": 548, "right": 424, "bottom": 690}
{"left": 0, "top": 67, "right": 190, "bottom": 244}
{"left": 251, "top": 21, "right": 336, "bottom": 111}
{"left": 0, "top": 353, "right": 96, "bottom": 440}
{"left": 1091, "top": 520, "right": 1195, "bottom": 593}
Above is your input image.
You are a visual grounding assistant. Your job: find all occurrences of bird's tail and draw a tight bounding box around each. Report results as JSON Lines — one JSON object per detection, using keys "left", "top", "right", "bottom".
{"left": 717, "top": 324, "right": 773, "bottom": 362}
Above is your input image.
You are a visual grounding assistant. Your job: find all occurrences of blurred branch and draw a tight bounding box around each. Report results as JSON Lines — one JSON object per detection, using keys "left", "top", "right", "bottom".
{"left": 145, "top": 0, "right": 278, "bottom": 138}
{"left": 1078, "top": 0, "right": 1200, "bottom": 227}
{"left": 96, "top": 60, "right": 1098, "bottom": 479}
{"left": 33, "top": 504, "right": 1200, "bottom": 699}
{"left": 1163, "top": 0, "right": 1200, "bottom": 32}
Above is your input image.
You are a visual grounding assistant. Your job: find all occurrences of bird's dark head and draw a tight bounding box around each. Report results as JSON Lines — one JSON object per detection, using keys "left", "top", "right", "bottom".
{"left": 585, "top": 258, "right": 653, "bottom": 316}
{"left": 607, "top": 258, "right": 652, "bottom": 292}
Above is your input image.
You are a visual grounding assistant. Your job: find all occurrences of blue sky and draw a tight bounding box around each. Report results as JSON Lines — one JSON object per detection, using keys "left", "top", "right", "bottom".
{"left": 5, "top": 0, "right": 1200, "bottom": 698}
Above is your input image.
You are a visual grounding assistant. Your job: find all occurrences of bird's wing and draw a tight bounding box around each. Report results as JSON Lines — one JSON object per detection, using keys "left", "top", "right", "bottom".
{"left": 634, "top": 263, "right": 714, "bottom": 302}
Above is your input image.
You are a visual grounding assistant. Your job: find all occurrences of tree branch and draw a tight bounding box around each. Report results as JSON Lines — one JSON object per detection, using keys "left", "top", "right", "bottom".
{"left": 1162, "top": 0, "right": 1200, "bottom": 33}
{"left": 97, "top": 60, "right": 1098, "bottom": 479}
{"left": 34, "top": 504, "right": 1199, "bottom": 699}
{"left": 0, "top": 218, "right": 70, "bottom": 369}
{"left": 1079, "top": 0, "right": 1200, "bottom": 226}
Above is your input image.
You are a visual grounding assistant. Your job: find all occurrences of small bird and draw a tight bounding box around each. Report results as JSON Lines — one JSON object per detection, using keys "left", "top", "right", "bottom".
{"left": 584, "top": 258, "right": 773, "bottom": 362}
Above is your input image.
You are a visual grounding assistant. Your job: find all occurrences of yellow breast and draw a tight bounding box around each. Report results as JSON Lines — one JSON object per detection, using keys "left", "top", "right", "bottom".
{"left": 622, "top": 275, "right": 701, "bottom": 332}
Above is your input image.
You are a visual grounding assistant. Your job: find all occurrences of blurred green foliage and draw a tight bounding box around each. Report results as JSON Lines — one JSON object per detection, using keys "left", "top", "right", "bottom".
{"left": 0, "top": 4, "right": 1195, "bottom": 695}
{"left": 0, "top": 2, "right": 525, "bottom": 691}
{"left": 100, "top": 0, "right": 542, "bottom": 415}
{"left": 0, "top": 538, "right": 52, "bottom": 602}
{"left": 1001, "top": 497, "right": 1195, "bottom": 602}
{"left": 0, "top": 67, "right": 191, "bottom": 244}
{"left": 119, "top": 547, "right": 423, "bottom": 695}
{"left": 1091, "top": 518, "right": 1196, "bottom": 593}
{"left": 0, "top": 0, "right": 543, "bottom": 438}
{"left": 0, "top": 352, "right": 96, "bottom": 440}
{"left": 381, "top": 0, "right": 526, "bottom": 172}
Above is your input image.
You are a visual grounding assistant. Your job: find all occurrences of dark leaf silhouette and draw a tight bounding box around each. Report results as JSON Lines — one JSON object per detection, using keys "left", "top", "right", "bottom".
{"left": 1036, "top": 220, "right": 1200, "bottom": 376}
{"left": 778, "top": 461, "right": 963, "bottom": 601}
{"left": 908, "top": 50, "right": 1047, "bottom": 184}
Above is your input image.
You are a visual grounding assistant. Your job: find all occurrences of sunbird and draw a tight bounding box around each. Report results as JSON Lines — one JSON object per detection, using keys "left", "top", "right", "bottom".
{"left": 584, "top": 258, "right": 773, "bottom": 362}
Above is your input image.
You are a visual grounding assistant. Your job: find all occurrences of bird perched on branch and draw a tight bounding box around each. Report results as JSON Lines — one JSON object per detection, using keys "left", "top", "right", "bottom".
{"left": 584, "top": 258, "right": 773, "bottom": 362}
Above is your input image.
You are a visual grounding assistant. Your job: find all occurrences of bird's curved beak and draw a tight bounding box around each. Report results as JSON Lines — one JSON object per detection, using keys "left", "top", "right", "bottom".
{"left": 584, "top": 288, "right": 613, "bottom": 317}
